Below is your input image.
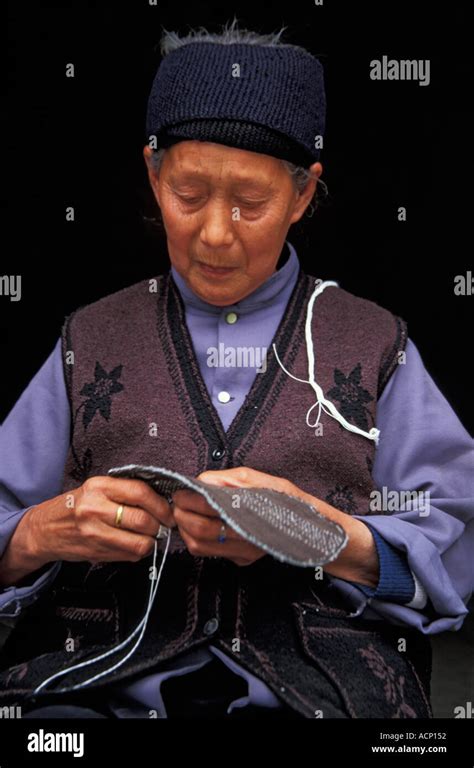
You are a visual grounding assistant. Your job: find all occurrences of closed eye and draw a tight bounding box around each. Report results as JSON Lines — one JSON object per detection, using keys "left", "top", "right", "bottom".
{"left": 237, "top": 199, "right": 268, "bottom": 208}
{"left": 177, "top": 195, "right": 204, "bottom": 205}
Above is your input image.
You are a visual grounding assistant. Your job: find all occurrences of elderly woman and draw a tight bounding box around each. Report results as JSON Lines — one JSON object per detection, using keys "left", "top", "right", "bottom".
{"left": 0, "top": 22, "right": 472, "bottom": 720}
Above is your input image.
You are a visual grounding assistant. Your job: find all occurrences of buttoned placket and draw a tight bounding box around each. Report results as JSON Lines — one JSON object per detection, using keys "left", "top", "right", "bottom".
{"left": 212, "top": 307, "right": 241, "bottom": 415}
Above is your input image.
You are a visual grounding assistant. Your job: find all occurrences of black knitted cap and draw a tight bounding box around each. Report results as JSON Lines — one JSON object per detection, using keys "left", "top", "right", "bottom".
{"left": 146, "top": 41, "right": 326, "bottom": 167}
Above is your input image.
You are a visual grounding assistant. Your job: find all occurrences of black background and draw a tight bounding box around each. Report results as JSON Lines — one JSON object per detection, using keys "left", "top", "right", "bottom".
{"left": 2, "top": 0, "right": 472, "bottom": 434}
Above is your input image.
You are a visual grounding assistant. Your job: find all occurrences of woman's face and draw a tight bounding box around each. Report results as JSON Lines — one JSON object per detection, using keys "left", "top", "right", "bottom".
{"left": 144, "top": 141, "right": 321, "bottom": 306}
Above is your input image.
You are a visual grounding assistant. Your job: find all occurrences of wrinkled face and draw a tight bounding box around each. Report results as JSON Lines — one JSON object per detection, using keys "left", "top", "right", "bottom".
{"left": 144, "top": 140, "right": 321, "bottom": 306}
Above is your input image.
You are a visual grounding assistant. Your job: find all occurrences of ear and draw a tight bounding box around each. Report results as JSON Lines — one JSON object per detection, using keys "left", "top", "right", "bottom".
{"left": 143, "top": 145, "right": 161, "bottom": 205}
{"left": 289, "top": 162, "right": 323, "bottom": 225}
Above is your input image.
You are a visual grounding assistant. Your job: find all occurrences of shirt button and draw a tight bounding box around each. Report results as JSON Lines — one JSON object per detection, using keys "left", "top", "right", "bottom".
{"left": 225, "top": 312, "right": 238, "bottom": 324}
{"left": 203, "top": 618, "right": 219, "bottom": 636}
{"left": 217, "top": 391, "right": 231, "bottom": 404}
{"left": 212, "top": 447, "right": 225, "bottom": 461}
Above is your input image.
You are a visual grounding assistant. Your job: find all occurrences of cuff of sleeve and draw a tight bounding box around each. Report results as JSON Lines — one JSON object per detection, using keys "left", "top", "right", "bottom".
{"left": 404, "top": 569, "right": 428, "bottom": 609}
{"left": 0, "top": 506, "right": 33, "bottom": 560}
{"left": 0, "top": 561, "right": 62, "bottom": 617}
{"left": 356, "top": 524, "right": 416, "bottom": 604}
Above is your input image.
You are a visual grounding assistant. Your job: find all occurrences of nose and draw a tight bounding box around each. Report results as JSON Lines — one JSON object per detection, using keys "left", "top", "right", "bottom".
{"left": 199, "top": 199, "right": 234, "bottom": 249}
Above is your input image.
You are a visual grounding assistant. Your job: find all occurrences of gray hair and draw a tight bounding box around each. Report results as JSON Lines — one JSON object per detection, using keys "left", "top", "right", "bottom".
{"left": 149, "top": 18, "right": 328, "bottom": 216}
{"left": 159, "top": 16, "right": 307, "bottom": 57}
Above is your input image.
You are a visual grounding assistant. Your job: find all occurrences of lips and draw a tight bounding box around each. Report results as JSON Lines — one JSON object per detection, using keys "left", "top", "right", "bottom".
{"left": 197, "top": 262, "right": 238, "bottom": 276}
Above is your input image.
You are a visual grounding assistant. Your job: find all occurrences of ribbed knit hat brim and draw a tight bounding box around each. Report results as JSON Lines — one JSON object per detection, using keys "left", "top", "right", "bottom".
{"left": 146, "top": 41, "right": 326, "bottom": 167}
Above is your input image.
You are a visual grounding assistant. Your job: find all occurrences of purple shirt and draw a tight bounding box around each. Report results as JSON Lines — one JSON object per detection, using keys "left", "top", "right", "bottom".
{"left": 1, "top": 241, "right": 473, "bottom": 717}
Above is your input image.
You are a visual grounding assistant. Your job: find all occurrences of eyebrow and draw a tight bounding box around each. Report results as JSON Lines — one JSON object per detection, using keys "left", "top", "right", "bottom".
{"left": 168, "top": 172, "right": 272, "bottom": 191}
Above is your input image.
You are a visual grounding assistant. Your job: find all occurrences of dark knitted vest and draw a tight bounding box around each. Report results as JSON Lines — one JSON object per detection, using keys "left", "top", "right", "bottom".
{"left": 0, "top": 269, "right": 432, "bottom": 718}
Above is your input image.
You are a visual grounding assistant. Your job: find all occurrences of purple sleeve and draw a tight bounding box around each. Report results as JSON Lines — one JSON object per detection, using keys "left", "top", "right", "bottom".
{"left": 329, "top": 339, "right": 474, "bottom": 634}
{"left": 355, "top": 526, "right": 415, "bottom": 602}
{"left": 0, "top": 341, "right": 283, "bottom": 713}
{"left": 0, "top": 339, "right": 68, "bottom": 614}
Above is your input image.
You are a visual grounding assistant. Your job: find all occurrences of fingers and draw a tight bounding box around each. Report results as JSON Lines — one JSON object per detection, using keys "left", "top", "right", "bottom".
{"left": 175, "top": 509, "right": 264, "bottom": 565}
{"left": 172, "top": 489, "right": 219, "bottom": 517}
{"left": 173, "top": 506, "right": 232, "bottom": 544}
{"left": 177, "top": 520, "right": 237, "bottom": 559}
{"left": 82, "top": 521, "right": 159, "bottom": 563}
{"left": 110, "top": 478, "right": 176, "bottom": 528}
{"left": 197, "top": 466, "right": 290, "bottom": 492}
{"left": 104, "top": 501, "right": 163, "bottom": 538}
{"left": 70, "top": 476, "right": 175, "bottom": 563}
{"left": 82, "top": 476, "right": 176, "bottom": 528}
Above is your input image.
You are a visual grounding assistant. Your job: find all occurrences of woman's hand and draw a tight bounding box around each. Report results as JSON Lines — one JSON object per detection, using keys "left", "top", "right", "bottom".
{"left": 171, "top": 466, "right": 312, "bottom": 567}
{"left": 171, "top": 472, "right": 266, "bottom": 567}
{"left": 173, "top": 467, "right": 379, "bottom": 586}
{"left": 0, "top": 476, "right": 176, "bottom": 587}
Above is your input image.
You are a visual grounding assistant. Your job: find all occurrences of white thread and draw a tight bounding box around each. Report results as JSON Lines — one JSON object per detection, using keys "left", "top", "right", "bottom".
{"left": 273, "top": 279, "right": 380, "bottom": 445}
{"left": 33, "top": 529, "right": 171, "bottom": 695}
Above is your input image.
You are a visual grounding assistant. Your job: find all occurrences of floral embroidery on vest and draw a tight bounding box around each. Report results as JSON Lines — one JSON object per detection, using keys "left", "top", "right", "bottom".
{"left": 70, "top": 362, "right": 124, "bottom": 482}
{"left": 79, "top": 362, "right": 124, "bottom": 429}
{"left": 70, "top": 447, "right": 93, "bottom": 483}
{"left": 327, "top": 363, "right": 374, "bottom": 431}
{"left": 325, "top": 485, "right": 358, "bottom": 515}
{"left": 358, "top": 644, "right": 417, "bottom": 718}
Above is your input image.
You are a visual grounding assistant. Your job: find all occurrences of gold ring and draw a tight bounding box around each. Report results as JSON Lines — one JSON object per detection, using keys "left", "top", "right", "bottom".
{"left": 115, "top": 504, "right": 124, "bottom": 527}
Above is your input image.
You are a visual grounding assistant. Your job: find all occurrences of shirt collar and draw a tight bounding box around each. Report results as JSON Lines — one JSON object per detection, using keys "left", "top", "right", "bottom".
{"left": 170, "top": 241, "right": 300, "bottom": 314}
